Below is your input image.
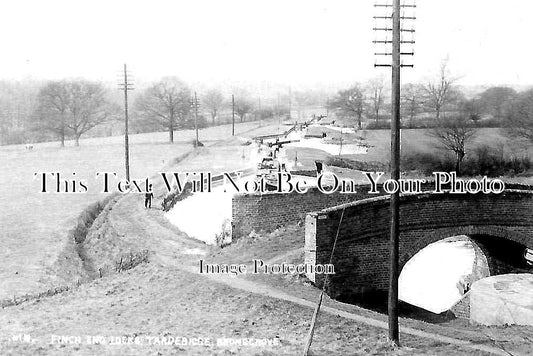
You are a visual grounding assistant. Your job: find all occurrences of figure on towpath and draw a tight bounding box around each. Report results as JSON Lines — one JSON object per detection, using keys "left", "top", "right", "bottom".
{"left": 145, "top": 184, "right": 154, "bottom": 208}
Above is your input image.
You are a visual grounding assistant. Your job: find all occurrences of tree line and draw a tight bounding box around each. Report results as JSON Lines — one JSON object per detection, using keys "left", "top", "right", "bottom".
{"left": 329, "top": 60, "right": 532, "bottom": 133}
{"left": 2, "top": 65, "right": 533, "bottom": 151}
{"left": 328, "top": 61, "right": 533, "bottom": 173}
{"left": 0, "top": 77, "right": 294, "bottom": 146}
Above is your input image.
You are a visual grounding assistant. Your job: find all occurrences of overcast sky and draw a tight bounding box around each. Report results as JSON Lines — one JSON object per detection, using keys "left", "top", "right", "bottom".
{"left": 0, "top": 0, "right": 531, "bottom": 89}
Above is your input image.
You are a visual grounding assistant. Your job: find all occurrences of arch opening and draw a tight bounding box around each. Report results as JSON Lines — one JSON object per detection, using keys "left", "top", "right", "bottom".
{"left": 399, "top": 236, "right": 488, "bottom": 315}
{"left": 330, "top": 229, "right": 532, "bottom": 323}
{"left": 398, "top": 233, "right": 532, "bottom": 319}
{"left": 469, "top": 234, "right": 533, "bottom": 274}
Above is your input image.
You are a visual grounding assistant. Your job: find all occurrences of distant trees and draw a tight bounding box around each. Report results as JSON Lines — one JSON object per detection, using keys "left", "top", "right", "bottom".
{"left": 293, "top": 91, "right": 313, "bottom": 120}
{"left": 505, "top": 88, "right": 533, "bottom": 142}
{"left": 234, "top": 98, "right": 254, "bottom": 122}
{"left": 366, "top": 77, "right": 386, "bottom": 124}
{"left": 35, "top": 80, "right": 117, "bottom": 146}
{"left": 330, "top": 85, "right": 365, "bottom": 129}
{"left": 459, "top": 98, "right": 482, "bottom": 123}
{"left": 134, "top": 77, "right": 190, "bottom": 143}
{"left": 477, "top": 87, "right": 517, "bottom": 119}
{"left": 0, "top": 80, "right": 40, "bottom": 145}
{"left": 203, "top": 89, "right": 225, "bottom": 125}
{"left": 273, "top": 95, "right": 289, "bottom": 118}
{"left": 401, "top": 83, "right": 425, "bottom": 128}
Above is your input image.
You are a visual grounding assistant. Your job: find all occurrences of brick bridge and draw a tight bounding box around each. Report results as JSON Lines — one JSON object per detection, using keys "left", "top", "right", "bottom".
{"left": 304, "top": 190, "right": 533, "bottom": 300}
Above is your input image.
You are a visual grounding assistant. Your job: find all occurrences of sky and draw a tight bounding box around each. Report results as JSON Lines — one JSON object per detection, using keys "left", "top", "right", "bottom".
{"left": 0, "top": 0, "right": 532, "bottom": 89}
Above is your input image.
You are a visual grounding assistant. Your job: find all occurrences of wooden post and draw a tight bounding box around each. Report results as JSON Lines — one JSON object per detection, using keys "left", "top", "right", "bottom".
{"left": 194, "top": 91, "right": 199, "bottom": 146}
{"left": 232, "top": 94, "right": 235, "bottom": 136}
{"left": 388, "top": 0, "right": 401, "bottom": 345}
{"left": 123, "top": 64, "right": 130, "bottom": 182}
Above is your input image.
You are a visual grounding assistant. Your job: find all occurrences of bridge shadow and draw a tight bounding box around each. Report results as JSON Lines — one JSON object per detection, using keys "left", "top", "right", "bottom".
{"left": 336, "top": 291, "right": 456, "bottom": 324}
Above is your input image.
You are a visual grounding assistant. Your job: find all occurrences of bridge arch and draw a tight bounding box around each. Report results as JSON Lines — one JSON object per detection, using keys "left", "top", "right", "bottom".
{"left": 400, "top": 225, "right": 531, "bottom": 276}
{"left": 304, "top": 190, "right": 533, "bottom": 299}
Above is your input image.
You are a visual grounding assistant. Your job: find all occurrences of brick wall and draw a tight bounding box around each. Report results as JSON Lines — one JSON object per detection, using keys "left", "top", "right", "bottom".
{"left": 232, "top": 187, "right": 361, "bottom": 237}
{"left": 450, "top": 293, "right": 470, "bottom": 319}
{"left": 231, "top": 181, "right": 435, "bottom": 237}
{"left": 305, "top": 190, "right": 533, "bottom": 298}
{"left": 231, "top": 181, "right": 533, "bottom": 238}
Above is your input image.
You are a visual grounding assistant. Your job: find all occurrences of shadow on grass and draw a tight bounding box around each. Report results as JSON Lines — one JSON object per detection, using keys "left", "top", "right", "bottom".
{"left": 336, "top": 290, "right": 456, "bottom": 324}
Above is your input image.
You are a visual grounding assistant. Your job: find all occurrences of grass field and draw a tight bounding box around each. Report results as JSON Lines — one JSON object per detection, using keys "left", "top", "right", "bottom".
{"left": 342, "top": 127, "right": 533, "bottom": 163}
{"left": 0, "top": 119, "right": 281, "bottom": 300}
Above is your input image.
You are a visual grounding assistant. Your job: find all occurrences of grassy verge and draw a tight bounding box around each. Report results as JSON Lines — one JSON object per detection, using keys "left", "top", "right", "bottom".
{"left": 203, "top": 224, "right": 533, "bottom": 355}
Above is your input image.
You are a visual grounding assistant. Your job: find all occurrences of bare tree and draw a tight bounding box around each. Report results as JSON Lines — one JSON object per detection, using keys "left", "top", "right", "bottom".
{"left": 234, "top": 98, "right": 254, "bottom": 123}
{"left": 366, "top": 77, "right": 386, "bottom": 124}
{"left": 65, "top": 81, "right": 117, "bottom": 146}
{"left": 134, "top": 77, "right": 190, "bottom": 143}
{"left": 424, "top": 59, "right": 457, "bottom": 120}
{"left": 505, "top": 88, "right": 533, "bottom": 142}
{"left": 401, "top": 83, "right": 424, "bottom": 128}
{"left": 35, "top": 81, "right": 68, "bottom": 146}
{"left": 330, "top": 85, "right": 365, "bottom": 129}
{"left": 35, "top": 80, "right": 117, "bottom": 146}
{"left": 203, "top": 89, "right": 224, "bottom": 125}
{"left": 429, "top": 116, "right": 477, "bottom": 173}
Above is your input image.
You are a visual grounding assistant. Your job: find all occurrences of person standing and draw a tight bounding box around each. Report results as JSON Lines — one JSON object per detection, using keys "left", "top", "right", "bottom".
{"left": 145, "top": 184, "right": 154, "bottom": 208}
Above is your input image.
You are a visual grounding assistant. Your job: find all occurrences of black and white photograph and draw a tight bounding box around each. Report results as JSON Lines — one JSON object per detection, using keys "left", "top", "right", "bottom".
{"left": 1, "top": 1, "right": 533, "bottom": 355}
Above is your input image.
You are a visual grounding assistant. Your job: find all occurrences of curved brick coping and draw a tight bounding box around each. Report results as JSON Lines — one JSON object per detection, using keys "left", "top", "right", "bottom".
{"left": 235, "top": 180, "right": 533, "bottom": 199}
{"left": 311, "top": 189, "right": 533, "bottom": 217}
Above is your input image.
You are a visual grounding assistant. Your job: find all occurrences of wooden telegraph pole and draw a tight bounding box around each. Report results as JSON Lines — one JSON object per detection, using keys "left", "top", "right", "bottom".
{"left": 119, "top": 64, "right": 134, "bottom": 182}
{"left": 190, "top": 92, "right": 200, "bottom": 146}
{"left": 373, "top": 0, "right": 416, "bottom": 345}
{"left": 389, "top": 0, "right": 401, "bottom": 342}
{"left": 288, "top": 85, "right": 292, "bottom": 120}
{"left": 231, "top": 94, "right": 235, "bottom": 136}
{"left": 194, "top": 92, "right": 199, "bottom": 146}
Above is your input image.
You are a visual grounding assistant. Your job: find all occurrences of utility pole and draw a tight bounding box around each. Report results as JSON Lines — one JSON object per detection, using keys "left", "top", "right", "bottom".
{"left": 288, "top": 85, "right": 292, "bottom": 121}
{"left": 339, "top": 128, "right": 343, "bottom": 156}
{"left": 389, "top": 0, "right": 401, "bottom": 343}
{"left": 195, "top": 92, "right": 199, "bottom": 146}
{"left": 277, "top": 93, "right": 281, "bottom": 129}
{"left": 190, "top": 92, "right": 200, "bottom": 146}
{"left": 257, "top": 97, "right": 262, "bottom": 125}
{"left": 373, "top": 0, "right": 416, "bottom": 345}
{"left": 231, "top": 94, "right": 235, "bottom": 136}
{"left": 118, "top": 63, "right": 134, "bottom": 182}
